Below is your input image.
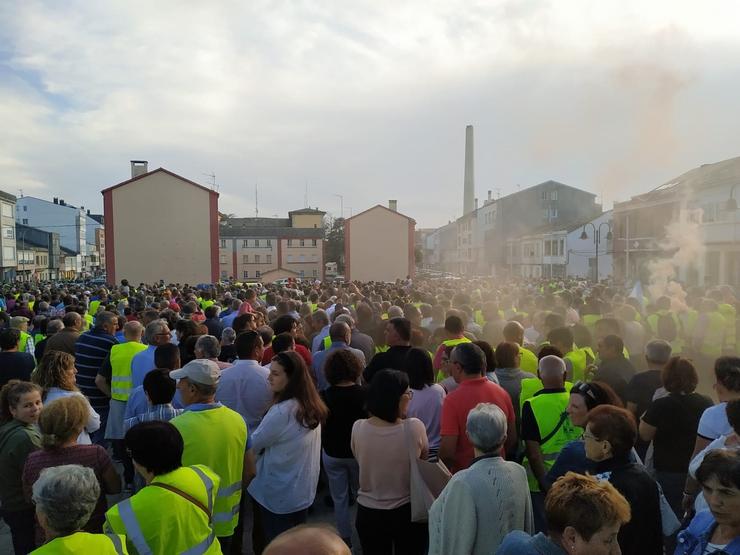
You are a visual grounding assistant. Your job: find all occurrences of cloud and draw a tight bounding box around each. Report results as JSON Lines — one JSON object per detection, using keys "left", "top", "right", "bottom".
{"left": 0, "top": 0, "right": 739, "bottom": 226}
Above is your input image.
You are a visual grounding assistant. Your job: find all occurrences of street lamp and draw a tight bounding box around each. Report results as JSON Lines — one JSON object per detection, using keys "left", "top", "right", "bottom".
{"left": 580, "top": 222, "right": 613, "bottom": 282}
{"left": 333, "top": 194, "right": 344, "bottom": 219}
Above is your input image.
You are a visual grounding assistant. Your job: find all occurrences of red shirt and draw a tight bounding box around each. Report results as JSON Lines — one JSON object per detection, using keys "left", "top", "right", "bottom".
{"left": 440, "top": 377, "right": 516, "bottom": 473}
{"left": 262, "top": 344, "right": 312, "bottom": 367}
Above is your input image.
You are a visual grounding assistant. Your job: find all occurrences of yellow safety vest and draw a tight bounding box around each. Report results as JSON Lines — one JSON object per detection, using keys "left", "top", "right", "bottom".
{"left": 647, "top": 310, "right": 684, "bottom": 353}
{"left": 474, "top": 310, "right": 485, "bottom": 327}
{"left": 719, "top": 303, "right": 737, "bottom": 349}
{"left": 83, "top": 313, "right": 93, "bottom": 331}
{"left": 442, "top": 337, "right": 472, "bottom": 348}
{"left": 18, "top": 330, "right": 33, "bottom": 352}
{"left": 697, "top": 312, "right": 727, "bottom": 358}
{"left": 89, "top": 300, "right": 101, "bottom": 317}
{"left": 105, "top": 465, "right": 220, "bottom": 555}
{"left": 519, "top": 346, "right": 539, "bottom": 375}
{"left": 323, "top": 336, "right": 332, "bottom": 350}
{"left": 110, "top": 342, "right": 148, "bottom": 401}
{"left": 31, "top": 532, "right": 128, "bottom": 554}
{"left": 564, "top": 348, "right": 587, "bottom": 383}
{"left": 519, "top": 378, "right": 574, "bottom": 412}
{"left": 582, "top": 314, "right": 600, "bottom": 332}
{"left": 523, "top": 390, "right": 582, "bottom": 492}
{"left": 310, "top": 303, "right": 318, "bottom": 313}
{"left": 172, "top": 405, "right": 247, "bottom": 538}
{"left": 375, "top": 345, "right": 390, "bottom": 354}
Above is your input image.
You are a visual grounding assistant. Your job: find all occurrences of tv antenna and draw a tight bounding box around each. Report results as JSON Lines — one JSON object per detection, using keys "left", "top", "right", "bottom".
{"left": 203, "top": 172, "right": 218, "bottom": 192}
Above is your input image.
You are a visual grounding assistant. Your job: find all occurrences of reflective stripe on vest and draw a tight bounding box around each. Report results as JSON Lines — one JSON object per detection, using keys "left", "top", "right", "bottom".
{"left": 442, "top": 337, "right": 471, "bottom": 348}
{"left": 118, "top": 498, "right": 152, "bottom": 555}
{"left": 31, "top": 532, "right": 128, "bottom": 554}
{"left": 108, "top": 533, "right": 126, "bottom": 555}
{"left": 110, "top": 342, "right": 148, "bottom": 401}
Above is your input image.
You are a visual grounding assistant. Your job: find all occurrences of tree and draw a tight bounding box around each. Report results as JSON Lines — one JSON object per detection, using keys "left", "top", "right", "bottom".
{"left": 324, "top": 216, "right": 345, "bottom": 273}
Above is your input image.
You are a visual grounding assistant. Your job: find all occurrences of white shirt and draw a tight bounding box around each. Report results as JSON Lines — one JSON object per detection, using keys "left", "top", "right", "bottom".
{"left": 247, "top": 399, "right": 322, "bottom": 513}
{"left": 215, "top": 359, "right": 272, "bottom": 434}
{"left": 44, "top": 388, "right": 100, "bottom": 444}
{"left": 697, "top": 402, "right": 732, "bottom": 440}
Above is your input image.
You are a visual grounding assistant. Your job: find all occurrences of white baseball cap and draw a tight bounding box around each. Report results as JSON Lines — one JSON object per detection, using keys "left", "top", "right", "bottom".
{"left": 170, "top": 359, "right": 221, "bottom": 385}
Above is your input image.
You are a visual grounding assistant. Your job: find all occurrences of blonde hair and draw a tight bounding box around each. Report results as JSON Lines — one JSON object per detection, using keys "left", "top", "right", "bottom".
{"left": 545, "top": 472, "right": 631, "bottom": 541}
{"left": 33, "top": 351, "right": 77, "bottom": 392}
{"left": 38, "top": 395, "right": 88, "bottom": 449}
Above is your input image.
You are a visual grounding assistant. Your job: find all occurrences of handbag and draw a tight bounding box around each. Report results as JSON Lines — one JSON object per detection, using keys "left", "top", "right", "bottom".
{"left": 404, "top": 418, "right": 452, "bottom": 523}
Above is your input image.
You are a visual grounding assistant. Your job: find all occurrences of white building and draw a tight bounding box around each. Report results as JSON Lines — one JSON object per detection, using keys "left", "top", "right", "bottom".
{"left": 1, "top": 191, "right": 18, "bottom": 281}
{"left": 16, "top": 196, "right": 104, "bottom": 277}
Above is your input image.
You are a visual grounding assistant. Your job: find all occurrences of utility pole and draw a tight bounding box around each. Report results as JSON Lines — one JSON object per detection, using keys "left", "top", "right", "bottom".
{"left": 334, "top": 194, "right": 344, "bottom": 219}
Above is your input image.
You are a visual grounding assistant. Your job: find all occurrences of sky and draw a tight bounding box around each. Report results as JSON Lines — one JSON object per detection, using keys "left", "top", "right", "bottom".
{"left": 1, "top": 1, "right": 740, "bottom": 228}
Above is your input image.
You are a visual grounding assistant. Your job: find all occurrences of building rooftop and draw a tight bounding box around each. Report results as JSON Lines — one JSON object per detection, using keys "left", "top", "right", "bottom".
{"left": 0, "top": 190, "right": 17, "bottom": 203}
{"left": 288, "top": 208, "right": 326, "bottom": 216}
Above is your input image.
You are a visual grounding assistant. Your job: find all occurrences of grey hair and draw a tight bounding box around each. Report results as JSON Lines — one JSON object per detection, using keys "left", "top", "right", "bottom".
{"left": 538, "top": 354, "right": 566, "bottom": 378}
{"left": 144, "top": 319, "right": 169, "bottom": 344}
{"left": 387, "top": 306, "right": 404, "bottom": 319}
{"left": 222, "top": 327, "right": 236, "bottom": 344}
{"left": 451, "top": 343, "right": 486, "bottom": 375}
{"left": 312, "top": 309, "right": 330, "bottom": 327}
{"left": 46, "top": 319, "right": 65, "bottom": 335}
{"left": 231, "top": 299, "right": 243, "bottom": 311}
{"left": 335, "top": 314, "right": 355, "bottom": 328}
{"left": 32, "top": 465, "right": 100, "bottom": 535}
{"left": 191, "top": 381, "right": 217, "bottom": 397}
{"left": 645, "top": 339, "right": 672, "bottom": 365}
{"left": 195, "top": 335, "right": 221, "bottom": 358}
{"left": 466, "top": 403, "right": 508, "bottom": 453}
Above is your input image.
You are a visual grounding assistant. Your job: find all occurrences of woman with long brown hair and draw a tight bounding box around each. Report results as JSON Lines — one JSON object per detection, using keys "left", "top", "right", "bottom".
{"left": 32, "top": 350, "right": 100, "bottom": 444}
{"left": 247, "top": 350, "right": 328, "bottom": 544}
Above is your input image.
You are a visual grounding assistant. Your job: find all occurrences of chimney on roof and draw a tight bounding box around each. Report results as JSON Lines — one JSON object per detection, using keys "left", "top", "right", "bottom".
{"left": 389, "top": 200, "right": 398, "bottom": 212}
{"left": 59, "top": 199, "right": 65, "bottom": 206}
{"left": 130, "top": 160, "right": 148, "bottom": 178}
{"left": 475, "top": 198, "right": 479, "bottom": 210}
{"left": 488, "top": 190, "right": 492, "bottom": 201}
{"left": 53, "top": 197, "right": 58, "bottom": 204}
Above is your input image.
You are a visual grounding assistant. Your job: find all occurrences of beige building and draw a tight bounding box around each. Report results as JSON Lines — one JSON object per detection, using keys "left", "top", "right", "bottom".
{"left": 1, "top": 190, "right": 17, "bottom": 281}
{"left": 219, "top": 208, "right": 325, "bottom": 282}
{"left": 102, "top": 161, "right": 219, "bottom": 285}
{"left": 345, "top": 202, "right": 416, "bottom": 282}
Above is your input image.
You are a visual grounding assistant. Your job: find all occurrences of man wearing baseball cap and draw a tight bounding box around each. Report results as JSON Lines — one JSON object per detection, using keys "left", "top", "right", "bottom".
{"left": 9, "top": 316, "right": 34, "bottom": 356}
{"left": 170, "top": 359, "right": 254, "bottom": 554}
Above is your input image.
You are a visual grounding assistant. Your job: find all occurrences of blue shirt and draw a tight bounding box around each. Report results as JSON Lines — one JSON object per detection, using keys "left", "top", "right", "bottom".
{"left": 124, "top": 403, "right": 184, "bottom": 432}
{"left": 130, "top": 346, "right": 157, "bottom": 388}
{"left": 124, "top": 385, "right": 184, "bottom": 422}
{"left": 311, "top": 342, "right": 365, "bottom": 391}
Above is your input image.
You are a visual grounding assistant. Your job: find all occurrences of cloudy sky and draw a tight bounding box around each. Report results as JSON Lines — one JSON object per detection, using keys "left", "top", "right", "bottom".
{"left": 1, "top": 1, "right": 739, "bottom": 228}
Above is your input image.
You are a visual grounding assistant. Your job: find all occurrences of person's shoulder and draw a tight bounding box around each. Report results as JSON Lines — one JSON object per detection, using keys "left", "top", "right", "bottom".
{"left": 407, "top": 417, "right": 426, "bottom": 434}
{"left": 498, "top": 531, "right": 536, "bottom": 552}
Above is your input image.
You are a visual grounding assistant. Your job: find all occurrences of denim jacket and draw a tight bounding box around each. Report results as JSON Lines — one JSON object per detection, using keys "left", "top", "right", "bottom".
{"left": 675, "top": 510, "right": 740, "bottom": 555}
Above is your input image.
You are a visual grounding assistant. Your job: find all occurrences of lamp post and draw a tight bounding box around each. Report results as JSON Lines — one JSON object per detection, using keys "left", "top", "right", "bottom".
{"left": 580, "top": 222, "right": 612, "bottom": 283}
{"left": 333, "top": 194, "right": 344, "bottom": 220}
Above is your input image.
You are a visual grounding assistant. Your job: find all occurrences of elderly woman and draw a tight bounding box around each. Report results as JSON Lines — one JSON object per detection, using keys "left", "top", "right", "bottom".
{"left": 497, "top": 472, "right": 631, "bottom": 555}
{"left": 194, "top": 334, "right": 232, "bottom": 370}
{"left": 639, "top": 356, "right": 713, "bottom": 515}
{"left": 23, "top": 395, "right": 120, "bottom": 533}
{"left": 547, "top": 380, "right": 623, "bottom": 482}
{"left": 583, "top": 405, "right": 663, "bottom": 554}
{"left": 677, "top": 449, "right": 740, "bottom": 554}
{"left": 32, "top": 350, "right": 100, "bottom": 444}
{"left": 30, "top": 465, "right": 126, "bottom": 553}
{"left": 429, "top": 403, "right": 532, "bottom": 555}
{"left": 351, "top": 369, "right": 429, "bottom": 555}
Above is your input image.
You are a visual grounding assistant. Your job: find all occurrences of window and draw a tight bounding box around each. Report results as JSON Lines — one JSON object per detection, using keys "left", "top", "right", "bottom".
{"left": 256, "top": 270, "right": 261, "bottom": 278}
{"left": 267, "top": 254, "right": 272, "bottom": 264}
{"left": 541, "top": 191, "right": 548, "bottom": 200}
{"left": 243, "top": 254, "right": 248, "bottom": 263}
{"left": 266, "top": 239, "right": 272, "bottom": 247}
{"left": 255, "top": 254, "right": 260, "bottom": 263}
{"left": 243, "top": 270, "right": 249, "bottom": 279}
{"left": 221, "top": 270, "right": 227, "bottom": 278}
{"left": 287, "top": 239, "right": 293, "bottom": 247}
{"left": 255, "top": 239, "right": 260, "bottom": 247}
{"left": 300, "top": 239, "right": 305, "bottom": 247}
{"left": 299, "top": 270, "right": 305, "bottom": 278}
{"left": 313, "top": 269, "right": 317, "bottom": 277}
{"left": 1, "top": 203, "right": 12, "bottom": 218}
{"left": 549, "top": 208, "right": 558, "bottom": 220}
{"left": 2, "top": 226, "right": 13, "bottom": 239}
{"left": 219, "top": 254, "right": 226, "bottom": 264}
{"left": 312, "top": 239, "right": 317, "bottom": 247}
{"left": 287, "top": 254, "right": 293, "bottom": 263}
{"left": 23, "top": 205, "right": 27, "bottom": 212}
{"left": 551, "top": 190, "right": 558, "bottom": 201}
{"left": 559, "top": 239, "right": 565, "bottom": 256}
{"left": 299, "top": 255, "right": 305, "bottom": 263}
{"left": 545, "top": 241, "right": 551, "bottom": 256}
{"left": 220, "top": 239, "right": 226, "bottom": 248}
{"left": 22, "top": 219, "right": 28, "bottom": 225}
{"left": 242, "top": 240, "right": 249, "bottom": 248}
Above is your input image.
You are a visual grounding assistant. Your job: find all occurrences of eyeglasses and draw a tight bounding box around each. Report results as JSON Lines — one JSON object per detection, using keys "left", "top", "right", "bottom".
{"left": 404, "top": 389, "right": 414, "bottom": 399}
{"left": 572, "top": 381, "right": 597, "bottom": 401}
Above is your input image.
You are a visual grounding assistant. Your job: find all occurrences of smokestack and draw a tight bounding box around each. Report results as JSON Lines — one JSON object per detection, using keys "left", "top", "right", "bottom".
{"left": 475, "top": 198, "right": 479, "bottom": 210}
{"left": 463, "top": 125, "right": 475, "bottom": 215}
{"left": 389, "top": 200, "right": 398, "bottom": 212}
{"left": 130, "top": 160, "right": 148, "bottom": 178}
{"left": 487, "top": 190, "right": 492, "bottom": 201}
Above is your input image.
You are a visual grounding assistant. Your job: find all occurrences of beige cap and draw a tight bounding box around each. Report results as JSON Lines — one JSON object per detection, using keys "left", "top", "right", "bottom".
{"left": 169, "top": 359, "right": 221, "bottom": 385}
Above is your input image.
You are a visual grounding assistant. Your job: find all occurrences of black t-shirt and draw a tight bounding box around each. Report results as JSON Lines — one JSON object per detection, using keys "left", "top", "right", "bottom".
{"left": 642, "top": 392, "right": 713, "bottom": 472}
{"left": 520, "top": 388, "right": 567, "bottom": 444}
{"left": 0, "top": 352, "right": 35, "bottom": 387}
{"left": 363, "top": 346, "right": 412, "bottom": 383}
{"left": 320, "top": 384, "right": 368, "bottom": 458}
{"left": 626, "top": 370, "right": 663, "bottom": 418}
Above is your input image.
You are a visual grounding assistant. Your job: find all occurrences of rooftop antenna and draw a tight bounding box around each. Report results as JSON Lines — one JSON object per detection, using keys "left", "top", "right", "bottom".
{"left": 494, "top": 187, "right": 502, "bottom": 199}
{"left": 17, "top": 188, "right": 23, "bottom": 198}
{"left": 203, "top": 172, "right": 218, "bottom": 192}
{"left": 304, "top": 181, "right": 309, "bottom": 208}
{"left": 255, "top": 184, "right": 259, "bottom": 218}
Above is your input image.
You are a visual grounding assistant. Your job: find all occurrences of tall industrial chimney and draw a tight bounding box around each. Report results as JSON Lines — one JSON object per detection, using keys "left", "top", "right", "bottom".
{"left": 463, "top": 125, "right": 475, "bottom": 214}
{"left": 130, "top": 160, "right": 148, "bottom": 178}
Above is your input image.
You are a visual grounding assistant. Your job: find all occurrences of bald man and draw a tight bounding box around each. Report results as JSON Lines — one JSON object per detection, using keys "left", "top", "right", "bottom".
{"left": 503, "top": 321, "right": 539, "bottom": 374}
{"left": 264, "top": 526, "right": 350, "bottom": 555}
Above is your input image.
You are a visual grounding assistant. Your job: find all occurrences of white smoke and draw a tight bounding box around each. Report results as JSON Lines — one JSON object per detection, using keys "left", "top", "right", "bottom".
{"left": 646, "top": 207, "right": 704, "bottom": 310}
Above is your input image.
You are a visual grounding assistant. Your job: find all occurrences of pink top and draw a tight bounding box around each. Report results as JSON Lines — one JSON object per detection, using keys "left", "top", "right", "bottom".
{"left": 351, "top": 418, "right": 428, "bottom": 510}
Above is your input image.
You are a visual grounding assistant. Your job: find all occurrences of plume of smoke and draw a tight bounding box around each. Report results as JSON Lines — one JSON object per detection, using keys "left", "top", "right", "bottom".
{"left": 646, "top": 207, "right": 703, "bottom": 310}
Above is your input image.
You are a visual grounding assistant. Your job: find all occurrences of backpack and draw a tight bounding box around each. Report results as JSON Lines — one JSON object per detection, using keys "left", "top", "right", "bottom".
{"left": 657, "top": 312, "right": 678, "bottom": 342}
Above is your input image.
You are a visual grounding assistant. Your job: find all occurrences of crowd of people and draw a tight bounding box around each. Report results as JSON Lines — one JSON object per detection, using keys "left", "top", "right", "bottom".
{"left": 0, "top": 276, "right": 739, "bottom": 554}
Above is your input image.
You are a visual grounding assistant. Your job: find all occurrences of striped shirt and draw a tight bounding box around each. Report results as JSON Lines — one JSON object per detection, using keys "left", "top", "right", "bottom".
{"left": 74, "top": 328, "right": 118, "bottom": 411}
{"left": 124, "top": 404, "right": 183, "bottom": 432}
